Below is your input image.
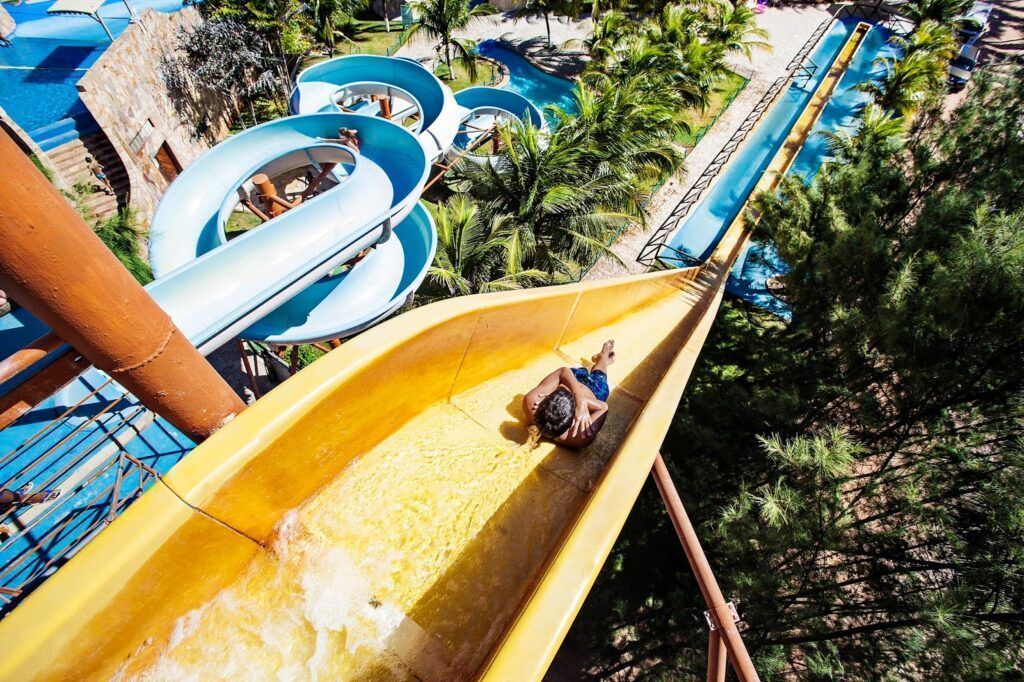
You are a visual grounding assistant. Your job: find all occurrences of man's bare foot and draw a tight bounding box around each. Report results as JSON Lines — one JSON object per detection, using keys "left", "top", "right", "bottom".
{"left": 592, "top": 340, "right": 615, "bottom": 365}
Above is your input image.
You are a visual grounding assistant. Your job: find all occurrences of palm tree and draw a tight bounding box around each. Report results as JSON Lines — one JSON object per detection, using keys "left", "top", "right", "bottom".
{"left": 428, "top": 195, "right": 547, "bottom": 293}
{"left": 859, "top": 54, "right": 937, "bottom": 116}
{"left": 824, "top": 102, "right": 905, "bottom": 162}
{"left": 890, "top": 19, "right": 956, "bottom": 63}
{"left": 309, "top": 0, "right": 366, "bottom": 49}
{"left": 902, "top": 0, "right": 971, "bottom": 24}
{"left": 700, "top": 0, "right": 771, "bottom": 60}
{"left": 578, "top": 10, "right": 633, "bottom": 68}
{"left": 404, "top": 0, "right": 497, "bottom": 79}
{"left": 859, "top": 22, "right": 955, "bottom": 117}
{"left": 559, "top": 74, "right": 687, "bottom": 204}
{"left": 454, "top": 122, "right": 633, "bottom": 277}
{"left": 513, "top": 0, "right": 567, "bottom": 49}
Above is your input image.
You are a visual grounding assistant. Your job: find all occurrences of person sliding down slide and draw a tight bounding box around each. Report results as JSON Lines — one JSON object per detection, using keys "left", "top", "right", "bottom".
{"left": 524, "top": 340, "right": 615, "bottom": 449}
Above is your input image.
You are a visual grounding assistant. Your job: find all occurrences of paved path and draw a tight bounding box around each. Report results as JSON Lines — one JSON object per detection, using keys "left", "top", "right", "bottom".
{"left": 585, "top": 4, "right": 832, "bottom": 279}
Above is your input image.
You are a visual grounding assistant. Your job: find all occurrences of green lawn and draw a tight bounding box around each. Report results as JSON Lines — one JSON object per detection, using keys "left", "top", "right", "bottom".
{"left": 433, "top": 59, "right": 501, "bottom": 93}
{"left": 677, "top": 71, "right": 748, "bottom": 147}
{"left": 225, "top": 210, "right": 263, "bottom": 239}
{"left": 301, "top": 20, "right": 405, "bottom": 70}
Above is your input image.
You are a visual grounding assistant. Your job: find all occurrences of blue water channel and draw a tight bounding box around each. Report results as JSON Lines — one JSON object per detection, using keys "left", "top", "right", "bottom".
{"left": 660, "top": 19, "right": 897, "bottom": 316}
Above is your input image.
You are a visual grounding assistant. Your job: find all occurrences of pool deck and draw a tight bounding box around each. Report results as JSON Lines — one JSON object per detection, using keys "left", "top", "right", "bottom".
{"left": 584, "top": 4, "right": 834, "bottom": 280}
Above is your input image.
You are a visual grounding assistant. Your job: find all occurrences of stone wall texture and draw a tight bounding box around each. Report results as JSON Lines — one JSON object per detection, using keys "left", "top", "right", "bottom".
{"left": 77, "top": 8, "right": 236, "bottom": 221}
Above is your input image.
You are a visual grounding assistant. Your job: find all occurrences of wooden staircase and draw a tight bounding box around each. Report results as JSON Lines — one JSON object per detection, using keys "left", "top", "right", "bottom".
{"left": 46, "top": 132, "right": 129, "bottom": 223}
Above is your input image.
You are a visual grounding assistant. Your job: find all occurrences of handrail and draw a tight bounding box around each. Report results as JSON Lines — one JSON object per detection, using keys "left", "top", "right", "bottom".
{"left": 636, "top": 2, "right": 903, "bottom": 267}
{"left": 652, "top": 453, "right": 759, "bottom": 682}
{"left": 636, "top": 73, "right": 791, "bottom": 265}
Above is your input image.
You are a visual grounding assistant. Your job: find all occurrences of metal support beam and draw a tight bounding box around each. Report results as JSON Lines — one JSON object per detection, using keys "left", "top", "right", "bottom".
{"left": 708, "top": 630, "right": 727, "bottom": 682}
{"left": 651, "top": 453, "right": 760, "bottom": 682}
{"left": 0, "top": 131, "right": 245, "bottom": 442}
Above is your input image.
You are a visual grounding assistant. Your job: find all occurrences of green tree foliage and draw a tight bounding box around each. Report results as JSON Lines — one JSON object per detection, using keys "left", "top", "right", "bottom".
{"left": 444, "top": 0, "right": 770, "bottom": 281}
{"left": 94, "top": 209, "right": 153, "bottom": 285}
{"left": 553, "top": 65, "right": 1024, "bottom": 681}
{"left": 427, "top": 195, "right": 548, "bottom": 294}
{"left": 858, "top": 20, "right": 955, "bottom": 118}
{"left": 309, "top": 0, "right": 368, "bottom": 48}
{"left": 452, "top": 71, "right": 686, "bottom": 280}
{"left": 513, "top": 0, "right": 572, "bottom": 48}
{"left": 199, "top": 0, "right": 314, "bottom": 99}
{"left": 162, "top": 19, "right": 279, "bottom": 133}
{"left": 902, "top": 0, "right": 972, "bottom": 25}
{"left": 585, "top": 1, "right": 768, "bottom": 112}
{"left": 403, "top": 0, "right": 496, "bottom": 80}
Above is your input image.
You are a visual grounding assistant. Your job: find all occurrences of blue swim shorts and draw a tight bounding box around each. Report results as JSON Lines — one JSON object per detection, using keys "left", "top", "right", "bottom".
{"left": 571, "top": 367, "right": 610, "bottom": 402}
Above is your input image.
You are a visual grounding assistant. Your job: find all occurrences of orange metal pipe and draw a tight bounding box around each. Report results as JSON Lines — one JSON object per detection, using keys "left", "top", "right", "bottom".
{"left": 0, "top": 350, "right": 89, "bottom": 431}
{"left": 0, "top": 332, "right": 63, "bottom": 385}
{"left": 300, "top": 162, "right": 337, "bottom": 201}
{"left": 0, "top": 132, "right": 245, "bottom": 442}
{"left": 253, "top": 173, "right": 290, "bottom": 217}
{"left": 240, "top": 198, "right": 271, "bottom": 223}
{"left": 707, "top": 630, "right": 726, "bottom": 682}
{"left": 651, "top": 453, "right": 760, "bottom": 682}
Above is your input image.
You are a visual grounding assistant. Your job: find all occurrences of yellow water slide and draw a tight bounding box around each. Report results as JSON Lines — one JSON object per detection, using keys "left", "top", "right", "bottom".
{"left": 0, "top": 23, "right": 869, "bottom": 682}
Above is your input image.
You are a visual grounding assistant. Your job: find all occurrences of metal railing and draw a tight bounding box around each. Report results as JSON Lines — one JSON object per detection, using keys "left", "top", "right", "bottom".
{"left": 636, "top": 72, "right": 792, "bottom": 265}
{"left": 652, "top": 453, "right": 760, "bottom": 682}
{"left": 635, "top": 2, "right": 912, "bottom": 267}
{"left": 0, "top": 379, "right": 188, "bottom": 615}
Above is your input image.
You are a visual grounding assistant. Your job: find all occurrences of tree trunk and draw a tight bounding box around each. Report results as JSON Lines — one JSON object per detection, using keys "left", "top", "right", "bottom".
{"left": 544, "top": 12, "right": 551, "bottom": 48}
{"left": 445, "top": 40, "right": 453, "bottom": 78}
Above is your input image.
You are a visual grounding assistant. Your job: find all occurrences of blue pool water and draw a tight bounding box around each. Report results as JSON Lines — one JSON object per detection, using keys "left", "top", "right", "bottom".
{"left": 658, "top": 19, "right": 895, "bottom": 315}
{"left": 477, "top": 39, "right": 577, "bottom": 122}
{"left": 727, "top": 23, "right": 897, "bottom": 316}
{"left": 0, "top": 0, "right": 185, "bottom": 142}
{"left": 0, "top": 367, "right": 193, "bottom": 598}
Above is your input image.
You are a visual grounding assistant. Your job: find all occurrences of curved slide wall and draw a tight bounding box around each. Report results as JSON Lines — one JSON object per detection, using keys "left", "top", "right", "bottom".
{"left": 146, "top": 113, "right": 431, "bottom": 348}
{"left": 0, "top": 24, "right": 869, "bottom": 681}
{"left": 144, "top": 55, "right": 547, "bottom": 348}
{"left": 0, "top": 229, "right": 743, "bottom": 681}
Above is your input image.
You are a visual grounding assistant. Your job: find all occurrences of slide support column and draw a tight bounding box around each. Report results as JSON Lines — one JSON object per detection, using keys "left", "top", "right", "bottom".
{"left": 651, "top": 453, "right": 760, "bottom": 682}
{"left": 0, "top": 132, "right": 245, "bottom": 442}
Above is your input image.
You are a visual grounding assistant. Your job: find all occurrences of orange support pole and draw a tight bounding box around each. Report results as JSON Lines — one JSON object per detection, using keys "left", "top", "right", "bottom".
{"left": 651, "top": 453, "right": 760, "bottom": 682}
{"left": 0, "top": 131, "right": 245, "bottom": 442}
{"left": 0, "top": 332, "right": 63, "bottom": 385}
{"left": 0, "top": 350, "right": 89, "bottom": 430}
{"left": 707, "top": 630, "right": 727, "bottom": 682}
{"left": 300, "top": 163, "right": 338, "bottom": 201}
{"left": 253, "top": 173, "right": 288, "bottom": 217}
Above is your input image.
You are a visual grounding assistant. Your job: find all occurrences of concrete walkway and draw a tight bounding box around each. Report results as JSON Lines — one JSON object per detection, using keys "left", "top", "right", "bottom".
{"left": 585, "top": 4, "right": 833, "bottom": 279}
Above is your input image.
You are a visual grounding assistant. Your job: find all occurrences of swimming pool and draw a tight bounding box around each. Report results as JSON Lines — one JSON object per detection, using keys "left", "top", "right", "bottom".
{"left": 0, "top": 0, "right": 185, "bottom": 144}
{"left": 477, "top": 39, "right": 577, "bottom": 122}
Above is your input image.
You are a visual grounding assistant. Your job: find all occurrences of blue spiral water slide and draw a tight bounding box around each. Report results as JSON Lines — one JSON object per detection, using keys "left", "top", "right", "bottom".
{"left": 146, "top": 55, "right": 544, "bottom": 349}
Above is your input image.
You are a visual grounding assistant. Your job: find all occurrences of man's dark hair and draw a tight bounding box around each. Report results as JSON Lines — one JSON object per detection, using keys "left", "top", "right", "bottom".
{"left": 535, "top": 387, "right": 575, "bottom": 439}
